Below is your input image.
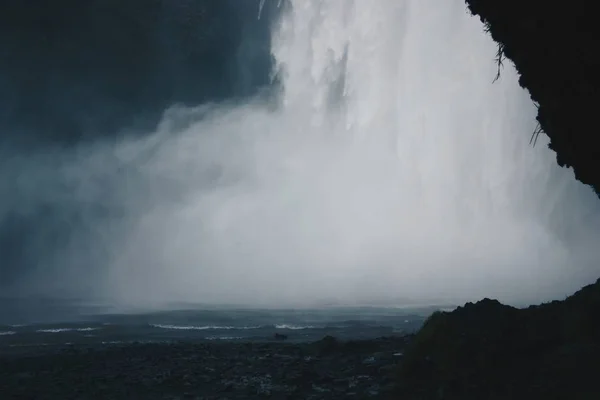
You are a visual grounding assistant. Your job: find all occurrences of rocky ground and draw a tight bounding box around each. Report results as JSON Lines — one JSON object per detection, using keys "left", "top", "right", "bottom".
{"left": 3, "top": 278, "right": 600, "bottom": 400}
{"left": 0, "top": 335, "right": 408, "bottom": 399}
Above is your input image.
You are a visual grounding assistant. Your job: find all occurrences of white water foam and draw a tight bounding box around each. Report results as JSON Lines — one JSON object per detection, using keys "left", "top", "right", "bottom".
{"left": 36, "top": 327, "right": 101, "bottom": 333}
{"left": 274, "top": 324, "right": 315, "bottom": 330}
{"left": 0, "top": 331, "right": 16, "bottom": 336}
{"left": 150, "top": 324, "right": 261, "bottom": 331}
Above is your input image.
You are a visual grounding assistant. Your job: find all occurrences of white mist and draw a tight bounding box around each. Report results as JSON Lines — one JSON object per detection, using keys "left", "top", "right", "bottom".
{"left": 9, "top": 0, "right": 599, "bottom": 309}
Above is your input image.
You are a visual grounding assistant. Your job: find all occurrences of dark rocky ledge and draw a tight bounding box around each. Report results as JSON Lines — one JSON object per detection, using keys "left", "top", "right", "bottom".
{"left": 465, "top": 0, "right": 600, "bottom": 194}
{"left": 397, "top": 278, "right": 600, "bottom": 399}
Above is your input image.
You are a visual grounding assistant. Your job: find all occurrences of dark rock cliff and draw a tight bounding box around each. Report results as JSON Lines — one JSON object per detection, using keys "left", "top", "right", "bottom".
{"left": 397, "top": 279, "right": 600, "bottom": 399}
{"left": 396, "top": 5, "right": 600, "bottom": 395}
{"left": 465, "top": 0, "right": 600, "bottom": 194}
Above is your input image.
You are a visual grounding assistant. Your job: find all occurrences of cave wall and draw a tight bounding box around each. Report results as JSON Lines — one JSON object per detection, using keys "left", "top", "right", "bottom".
{"left": 465, "top": 0, "right": 600, "bottom": 194}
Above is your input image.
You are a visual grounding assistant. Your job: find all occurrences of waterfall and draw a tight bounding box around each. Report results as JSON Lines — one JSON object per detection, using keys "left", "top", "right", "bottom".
{"left": 21, "top": 0, "right": 597, "bottom": 308}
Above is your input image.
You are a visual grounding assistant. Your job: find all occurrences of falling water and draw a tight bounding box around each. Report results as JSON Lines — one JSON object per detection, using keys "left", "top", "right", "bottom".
{"left": 17, "top": 0, "right": 598, "bottom": 309}
{"left": 252, "top": 0, "right": 600, "bottom": 304}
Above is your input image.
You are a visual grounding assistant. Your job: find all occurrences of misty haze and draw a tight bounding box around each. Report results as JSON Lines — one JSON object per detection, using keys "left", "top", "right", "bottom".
{"left": 1, "top": 0, "right": 600, "bottom": 324}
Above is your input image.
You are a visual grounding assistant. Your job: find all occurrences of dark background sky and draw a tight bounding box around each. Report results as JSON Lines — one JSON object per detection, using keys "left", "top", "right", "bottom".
{"left": 0, "top": 0, "right": 278, "bottom": 292}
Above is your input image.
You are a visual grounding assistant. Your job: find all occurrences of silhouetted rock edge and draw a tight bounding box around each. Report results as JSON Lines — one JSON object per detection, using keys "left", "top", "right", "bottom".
{"left": 466, "top": 0, "right": 600, "bottom": 195}
{"left": 396, "top": 278, "right": 600, "bottom": 399}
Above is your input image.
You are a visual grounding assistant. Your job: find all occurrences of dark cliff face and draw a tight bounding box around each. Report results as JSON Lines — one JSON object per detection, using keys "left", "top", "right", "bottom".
{"left": 397, "top": 279, "right": 600, "bottom": 399}
{"left": 465, "top": 0, "right": 600, "bottom": 194}
{"left": 397, "top": 5, "right": 600, "bottom": 393}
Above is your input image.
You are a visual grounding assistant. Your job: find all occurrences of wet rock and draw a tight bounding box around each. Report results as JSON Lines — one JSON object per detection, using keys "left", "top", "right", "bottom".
{"left": 0, "top": 335, "right": 406, "bottom": 399}
{"left": 313, "top": 334, "right": 340, "bottom": 355}
{"left": 397, "top": 278, "right": 600, "bottom": 399}
{"left": 465, "top": 0, "right": 600, "bottom": 194}
{"left": 362, "top": 356, "right": 376, "bottom": 364}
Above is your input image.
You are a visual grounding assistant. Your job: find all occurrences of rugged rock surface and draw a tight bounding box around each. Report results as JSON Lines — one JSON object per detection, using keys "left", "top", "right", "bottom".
{"left": 397, "top": 278, "right": 600, "bottom": 399}
{"left": 0, "top": 336, "right": 409, "bottom": 399}
{"left": 465, "top": 0, "right": 600, "bottom": 194}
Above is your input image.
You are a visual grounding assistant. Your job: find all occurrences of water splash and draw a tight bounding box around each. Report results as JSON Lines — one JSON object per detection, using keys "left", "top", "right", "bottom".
{"left": 11, "top": 1, "right": 600, "bottom": 308}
